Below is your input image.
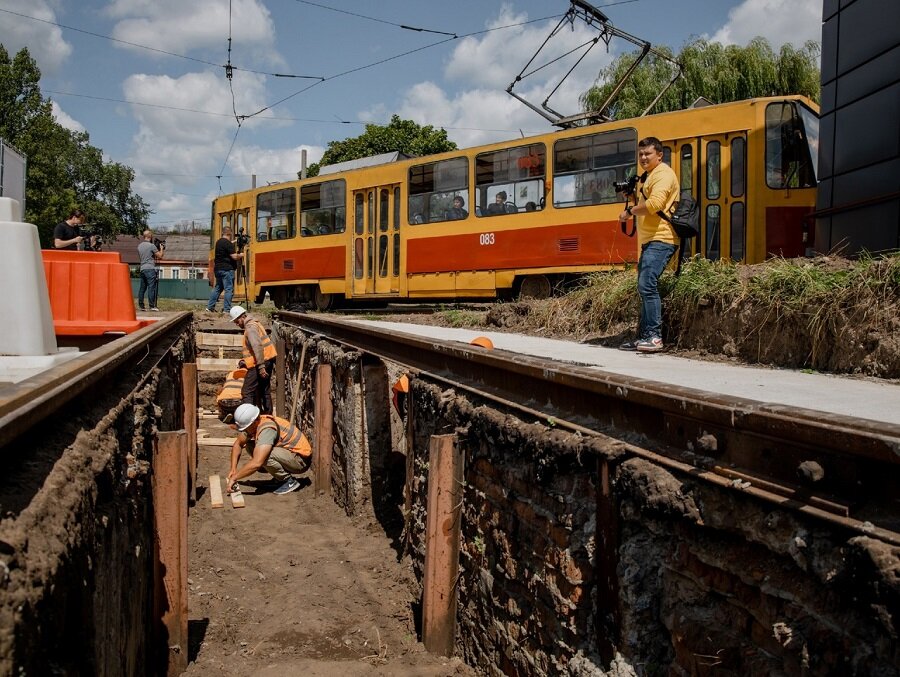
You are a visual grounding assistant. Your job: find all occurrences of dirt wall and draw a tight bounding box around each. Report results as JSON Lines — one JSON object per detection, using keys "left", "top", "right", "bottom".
{"left": 280, "top": 329, "right": 899, "bottom": 676}
{"left": 0, "top": 334, "right": 194, "bottom": 676}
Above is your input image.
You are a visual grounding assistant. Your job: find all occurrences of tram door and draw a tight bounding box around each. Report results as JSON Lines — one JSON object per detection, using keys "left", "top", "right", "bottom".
{"left": 699, "top": 133, "right": 747, "bottom": 262}
{"left": 352, "top": 184, "right": 401, "bottom": 297}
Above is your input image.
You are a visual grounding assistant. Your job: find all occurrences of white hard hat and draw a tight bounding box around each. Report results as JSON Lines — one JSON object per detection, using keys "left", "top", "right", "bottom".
{"left": 234, "top": 403, "right": 260, "bottom": 431}
{"left": 229, "top": 306, "right": 247, "bottom": 322}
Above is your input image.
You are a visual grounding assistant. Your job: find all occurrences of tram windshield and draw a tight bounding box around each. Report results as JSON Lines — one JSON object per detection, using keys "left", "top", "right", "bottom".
{"left": 765, "top": 102, "right": 818, "bottom": 189}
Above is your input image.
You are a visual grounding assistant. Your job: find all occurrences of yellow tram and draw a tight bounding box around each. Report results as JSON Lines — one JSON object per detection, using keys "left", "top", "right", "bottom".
{"left": 210, "top": 95, "right": 819, "bottom": 309}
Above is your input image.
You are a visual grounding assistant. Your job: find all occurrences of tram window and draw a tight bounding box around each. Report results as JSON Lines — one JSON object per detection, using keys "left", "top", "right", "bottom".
{"left": 663, "top": 146, "right": 672, "bottom": 166}
{"left": 730, "top": 202, "right": 745, "bottom": 261}
{"left": 256, "top": 188, "right": 296, "bottom": 242}
{"left": 355, "top": 193, "right": 364, "bottom": 235}
{"left": 300, "top": 179, "right": 346, "bottom": 237}
{"left": 680, "top": 145, "right": 693, "bottom": 191}
{"left": 706, "top": 141, "right": 721, "bottom": 200}
{"left": 379, "top": 189, "right": 390, "bottom": 232}
{"left": 408, "top": 157, "right": 468, "bottom": 225}
{"left": 354, "top": 238, "right": 363, "bottom": 279}
{"left": 475, "top": 143, "right": 545, "bottom": 216}
{"left": 393, "top": 233, "right": 400, "bottom": 277}
{"left": 393, "top": 187, "right": 400, "bottom": 231}
{"left": 367, "top": 235, "right": 374, "bottom": 279}
{"left": 706, "top": 204, "right": 721, "bottom": 261}
{"left": 378, "top": 234, "right": 389, "bottom": 277}
{"left": 731, "top": 137, "right": 746, "bottom": 198}
{"left": 766, "top": 102, "right": 817, "bottom": 189}
{"left": 553, "top": 128, "right": 636, "bottom": 207}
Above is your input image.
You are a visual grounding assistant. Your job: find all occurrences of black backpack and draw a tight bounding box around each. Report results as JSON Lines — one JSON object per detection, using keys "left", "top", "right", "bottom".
{"left": 657, "top": 190, "right": 700, "bottom": 239}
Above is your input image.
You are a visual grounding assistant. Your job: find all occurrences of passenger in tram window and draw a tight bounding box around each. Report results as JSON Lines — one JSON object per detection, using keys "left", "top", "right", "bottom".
{"left": 486, "top": 191, "right": 507, "bottom": 216}
{"left": 447, "top": 195, "right": 468, "bottom": 220}
{"left": 525, "top": 201, "right": 537, "bottom": 212}
{"left": 617, "top": 136, "right": 679, "bottom": 354}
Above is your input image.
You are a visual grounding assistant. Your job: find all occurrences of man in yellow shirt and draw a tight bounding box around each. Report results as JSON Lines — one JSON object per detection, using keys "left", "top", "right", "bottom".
{"left": 618, "top": 137, "right": 679, "bottom": 353}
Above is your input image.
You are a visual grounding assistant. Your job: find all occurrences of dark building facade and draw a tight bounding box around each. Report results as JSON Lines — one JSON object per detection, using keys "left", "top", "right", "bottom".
{"left": 815, "top": 0, "right": 900, "bottom": 254}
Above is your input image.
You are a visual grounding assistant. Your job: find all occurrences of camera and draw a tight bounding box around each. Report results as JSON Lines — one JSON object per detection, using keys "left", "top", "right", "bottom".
{"left": 77, "top": 226, "right": 103, "bottom": 251}
{"left": 235, "top": 228, "right": 250, "bottom": 252}
{"left": 153, "top": 237, "right": 166, "bottom": 251}
{"left": 613, "top": 175, "right": 639, "bottom": 196}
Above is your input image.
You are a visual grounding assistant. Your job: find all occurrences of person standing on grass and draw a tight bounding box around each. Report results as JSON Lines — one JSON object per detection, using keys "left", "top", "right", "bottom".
{"left": 617, "top": 137, "right": 679, "bottom": 353}
{"left": 230, "top": 305, "right": 277, "bottom": 415}
{"left": 207, "top": 227, "right": 242, "bottom": 313}
{"left": 137, "top": 229, "right": 164, "bottom": 311}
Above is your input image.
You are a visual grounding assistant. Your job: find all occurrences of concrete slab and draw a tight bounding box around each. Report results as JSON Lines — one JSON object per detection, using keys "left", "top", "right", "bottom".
{"left": 352, "top": 320, "right": 900, "bottom": 426}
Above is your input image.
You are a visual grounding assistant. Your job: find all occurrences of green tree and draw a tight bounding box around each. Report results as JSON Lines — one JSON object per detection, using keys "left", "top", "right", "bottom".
{"left": 303, "top": 115, "right": 457, "bottom": 178}
{"left": 580, "top": 37, "right": 820, "bottom": 120}
{"left": 0, "top": 44, "right": 149, "bottom": 245}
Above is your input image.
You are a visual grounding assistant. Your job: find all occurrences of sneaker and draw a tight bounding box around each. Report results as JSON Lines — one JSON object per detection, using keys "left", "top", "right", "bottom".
{"left": 150, "top": 307, "right": 160, "bottom": 312}
{"left": 138, "top": 307, "right": 146, "bottom": 312}
{"left": 635, "top": 337, "right": 664, "bottom": 353}
{"left": 618, "top": 339, "right": 639, "bottom": 351}
{"left": 273, "top": 477, "right": 301, "bottom": 495}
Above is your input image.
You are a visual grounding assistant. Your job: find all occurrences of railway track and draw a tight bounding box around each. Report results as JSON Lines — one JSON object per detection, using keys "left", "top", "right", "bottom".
{"left": 276, "top": 311, "right": 900, "bottom": 545}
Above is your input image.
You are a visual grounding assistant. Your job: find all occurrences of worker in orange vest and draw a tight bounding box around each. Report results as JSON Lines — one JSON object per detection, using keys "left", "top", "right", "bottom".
{"left": 230, "top": 305, "right": 277, "bottom": 414}
{"left": 227, "top": 403, "right": 312, "bottom": 495}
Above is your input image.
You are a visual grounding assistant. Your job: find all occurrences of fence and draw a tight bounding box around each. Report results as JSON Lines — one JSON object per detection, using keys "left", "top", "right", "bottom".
{"left": 131, "top": 278, "right": 210, "bottom": 301}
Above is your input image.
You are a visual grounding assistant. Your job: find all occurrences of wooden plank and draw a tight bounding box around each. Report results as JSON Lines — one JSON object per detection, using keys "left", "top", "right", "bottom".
{"left": 196, "top": 332, "right": 243, "bottom": 348}
{"left": 275, "top": 332, "right": 285, "bottom": 418}
{"left": 197, "top": 357, "right": 241, "bottom": 372}
{"left": 313, "top": 363, "right": 333, "bottom": 496}
{"left": 209, "top": 474, "right": 224, "bottom": 508}
{"left": 230, "top": 490, "right": 245, "bottom": 508}
{"left": 182, "top": 362, "right": 198, "bottom": 501}
{"left": 422, "top": 433, "right": 463, "bottom": 658}
{"left": 197, "top": 437, "right": 236, "bottom": 447}
{"left": 152, "top": 430, "right": 189, "bottom": 674}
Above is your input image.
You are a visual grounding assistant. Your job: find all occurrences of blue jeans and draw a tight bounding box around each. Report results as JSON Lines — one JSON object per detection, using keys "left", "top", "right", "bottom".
{"left": 637, "top": 241, "right": 677, "bottom": 340}
{"left": 137, "top": 269, "right": 158, "bottom": 309}
{"left": 207, "top": 269, "right": 235, "bottom": 312}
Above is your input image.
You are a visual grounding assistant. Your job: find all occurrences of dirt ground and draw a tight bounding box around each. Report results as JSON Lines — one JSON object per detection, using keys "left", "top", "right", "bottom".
{"left": 185, "top": 399, "right": 474, "bottom": 675}
{"left": 185, "top": 312, "right": 474, "bottom": 674}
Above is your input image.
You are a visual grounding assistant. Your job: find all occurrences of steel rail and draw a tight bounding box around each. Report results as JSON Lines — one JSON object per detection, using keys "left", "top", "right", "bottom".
{"left": 276, "top": 312, "right": 900, "bottom": 540}
{"left": 0, "top": 313, "right": 194, "bottom": 450}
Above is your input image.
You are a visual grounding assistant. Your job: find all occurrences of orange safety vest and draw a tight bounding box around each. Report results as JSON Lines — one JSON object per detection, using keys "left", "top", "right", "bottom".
{"left": 216, "top": 368, "right": 247, "bottom": 405}
{"left": 257, "top": 415, "right": 312, "bottom": 457}
{"left": 242, "top": 318, "right": 277, "bottom": 367}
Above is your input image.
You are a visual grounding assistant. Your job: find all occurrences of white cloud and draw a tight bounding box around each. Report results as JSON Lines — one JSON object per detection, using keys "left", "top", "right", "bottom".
{"left": 709, "top": 0, "right": 821, "bottom": 49}
{"left": 105, "top": 0, "right": 279, "bottom": 63}
{"left": 51, "top": 101, "right": 86, "bottom": 133}
{"left": 0, "top": 0, "right": 73, "bottom": 74}
{"left": 363, "top": 7, "right": 615, "bottom": 149}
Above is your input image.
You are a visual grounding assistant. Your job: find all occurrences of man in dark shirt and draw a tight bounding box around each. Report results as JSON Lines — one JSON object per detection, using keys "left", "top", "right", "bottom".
{"left": 206, "top": 227, "right": 243, "bottom": 313}
{"left": 53, "top": 209, "right": 86, "bottom": 250}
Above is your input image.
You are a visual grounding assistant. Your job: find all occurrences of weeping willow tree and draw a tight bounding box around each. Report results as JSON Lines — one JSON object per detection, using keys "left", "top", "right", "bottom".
{"left": 580, "top": 37, "right": 820, "bottom": 120}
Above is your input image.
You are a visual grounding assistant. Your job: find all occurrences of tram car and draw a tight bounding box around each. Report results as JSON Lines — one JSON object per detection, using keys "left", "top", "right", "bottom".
{"left": 210, "top": 95, "right": 819, "bottom": 309}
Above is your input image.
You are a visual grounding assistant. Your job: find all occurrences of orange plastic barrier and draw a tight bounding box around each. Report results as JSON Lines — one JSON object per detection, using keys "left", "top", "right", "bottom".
{"left": 42, "top": 250, "right": 152, "bottom": 336}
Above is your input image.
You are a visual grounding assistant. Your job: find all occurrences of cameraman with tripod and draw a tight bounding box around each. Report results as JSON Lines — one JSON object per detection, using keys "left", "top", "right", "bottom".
{"left": 206, "top": 227, "right": 243, "bottom": 314}
{"left": 137, "top": 229, "right": 164, "bottom": 312}
{"left": 53, "top": 209, "right": 87, "bottom": 250}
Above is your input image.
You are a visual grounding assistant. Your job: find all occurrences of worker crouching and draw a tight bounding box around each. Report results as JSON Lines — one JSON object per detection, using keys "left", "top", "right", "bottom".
{"left": 227, "top": 403, "right": 312, "bottom": 496}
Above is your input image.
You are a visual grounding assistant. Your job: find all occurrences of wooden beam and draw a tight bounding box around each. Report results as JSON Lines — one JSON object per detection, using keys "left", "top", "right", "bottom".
{"left": 275, "top": 332, "right": 285, "bottom": 418}
{"left": 209, "top": 474, "right": 224, "bottom": 508}
{"left": 197, "top": 357, "right": 240, "bottom": 372}
{"left": 313, "top": 363, "right": 333, "bottom": 496}
{"left": 182, "top": 362, "right": 198, "bottom": 501}
{"left": 422, "top": 433, "right": 463, "bottom": 658}
{"left": 230, "top": 490, "right": 246, "bottom": 508}
{"left": 152, "top": 430, "right": 188, "bottom": 675}
{"left": 196, "top": 332, "right": 243, "bottom": 348}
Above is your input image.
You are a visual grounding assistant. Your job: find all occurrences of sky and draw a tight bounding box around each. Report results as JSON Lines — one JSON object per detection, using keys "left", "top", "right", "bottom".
{"left": 0, "top": 0, "right": 823, "bottom": 230}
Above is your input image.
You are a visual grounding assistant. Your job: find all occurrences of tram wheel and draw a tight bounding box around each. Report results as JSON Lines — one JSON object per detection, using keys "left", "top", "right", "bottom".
{"left": 518, "top": 275, "right": 552, "bottom": 300}
{"left": 313, "top": 288, "right": 336, "bottom": 311}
